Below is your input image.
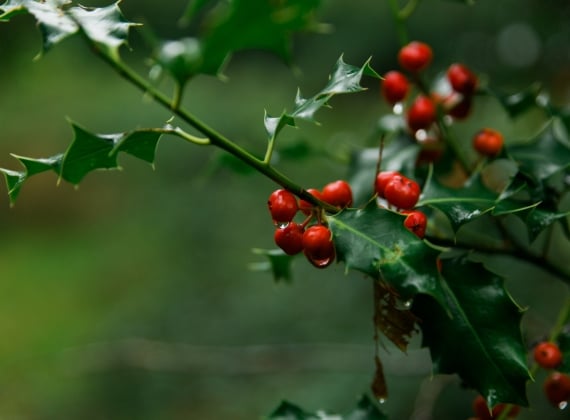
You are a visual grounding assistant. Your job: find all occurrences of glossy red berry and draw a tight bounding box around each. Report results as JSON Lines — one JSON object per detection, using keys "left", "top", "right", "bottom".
{"left": 321, "top": 180, "right": 353, "bottom": 209}
{"left": 407, "top": 95, "right": 436, "bottom": 132}
{"left": 375, "top": 171, "right": 400, "bottom": 198}
{"left": 447, "top": 63, "right": 478, "bottom": 95}
{"left": 544, "top": 372, "right": 570, "bottom": 407}
{"left": 403, "top": 210, "right": 427, "bottom": 239}
{"left": 274, "top": 222, "right": 304, "bottom": 255}
{"left": 381, "top": 71, "right": 409, "bottom": 104}
{"left": 473, "top": 128, "right": 503, "bottom": 157}
{"left": 268, "top": 189, "right": 298, "bottom": 223}
{"left": 384, "top": 175, "right": 421, "bottom": 209}
{"left": 534, "top": 341, "right": 563, "bottom": 369}
{"left": 302, "top": 225, "right": 335, "bottom": 268}
{"left": 398, "top": 41, "right": 433, "bottom": 72}
{"left": 299, "top": 188, "right": 323, "bottom": 216}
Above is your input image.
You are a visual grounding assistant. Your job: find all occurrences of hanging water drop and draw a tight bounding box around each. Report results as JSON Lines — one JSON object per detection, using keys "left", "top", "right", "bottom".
{"left": 378, "top": 397, "right": 387, "bottom": 404}
{"left": 558, "top": 401, "right": 568, "bottom": 410}
{"left": 392, "top": 102, "right": 403, "bottom": 115}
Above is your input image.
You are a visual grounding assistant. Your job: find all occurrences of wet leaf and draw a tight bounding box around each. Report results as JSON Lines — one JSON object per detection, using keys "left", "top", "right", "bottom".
{"left": 413, "top": 254, "right": 530, "bottom": 408}
{"left": 490, "top": 84, "right": 542, "bottom": 118}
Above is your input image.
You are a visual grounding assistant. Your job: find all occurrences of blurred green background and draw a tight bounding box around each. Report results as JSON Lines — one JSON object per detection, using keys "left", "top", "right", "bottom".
{"left": 0, "top": 0, "right": 569, "bottom": 418}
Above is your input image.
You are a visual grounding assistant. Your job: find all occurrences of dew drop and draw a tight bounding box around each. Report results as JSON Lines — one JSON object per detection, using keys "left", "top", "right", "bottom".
{"left": 304, "top": 248, "right": 335, "bottom": 269}
{"left": 378, "top": 398, "right": 387, "bottom": 404}
{"left": 392, "top": 103, "right": 403, "bottom": 115}
{"left": 395, "top": 299, "right": 413, "bottom": 310}
{"left": 558, "top": 401, "right": 568, "bottom": 410}
{"left": 274, "top": 221, "right": 290, "bottom": 229}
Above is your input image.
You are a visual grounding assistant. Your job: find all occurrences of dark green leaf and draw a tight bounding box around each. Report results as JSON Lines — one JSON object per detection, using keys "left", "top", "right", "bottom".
{"left": 413, "top": 254, "right": 530, "bottom": 408}
{"left": 328, "top": 205, "right": 445, "bottom": 306}
{"left": 489, "top": 83, "right": 542, "bottom": 118}
{"left": 419, "top": 174, "right": 498, "bottom": 232}
{"left": 267, "top": 401, "right": 319, "bottom": 419}
{"left": 265, "top": 57, "right": 380, "bottom": 143}
{"left": 524, "top": 207, "right": 570, "bottom": 242}
{"left": 508, "top": 121, "right": 570, "bottom": 183}
{"left": 345, "top": 395, "right": 388, "bottom": 420}
{"left": 557, "top": 328, "right": 570, "bottom": 375}
{"left": 192, "top": 0, "right": 323, "bottom": 75}
{"left": 0, "top": 123, "right": 163, "bottom": 203}
{"left": 250, "top": 248, "right": 294, "bottom": 283}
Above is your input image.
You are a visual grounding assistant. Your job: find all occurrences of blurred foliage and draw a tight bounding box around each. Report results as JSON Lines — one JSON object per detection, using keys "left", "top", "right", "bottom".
{"left": 0, "top": 0, "right": 569, "bottom": 419}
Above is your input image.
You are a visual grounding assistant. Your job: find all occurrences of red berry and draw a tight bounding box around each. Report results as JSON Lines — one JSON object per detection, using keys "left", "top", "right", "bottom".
{"left": 534, "top": 341, "right": 563, "bottom": 369}
{"left": 447, "top": 63, "right": 478, "bottom": 95}
{"left": 398, "top": 41, "right": 433, "bottom": 72}
{"left": 403, "top": 210, "right": 427, "bottom": 239}
{"left": 302, "top": 225, "right": 335, "bottom": 268}
{"left": 375, "top": 171, "right": 400, "bottom": 198}
{"left": 299, "top": 188, "right": 323, "bottom": 216}
{"left": 381, "top": 71, "right": 409, "bottom": 104}
{"left": 321, "top": 180, "right": 353, "bottom": 209}
{"left": 544, "top": 372, "right": 570, "bottom": 407}
{"left": 407, "top": 95, "right": 436, "bottom": 132}
{"left": 274, "top": 222, "right": 304, "bottom": 255}
{"left": 473, "top": 128, "right": 503, "bottom": 157}
{"left": 384, "top": 175, "right": 421, "bottom": 209}
{"left": 268, "top": 189, "right": 298, "bottom": 223}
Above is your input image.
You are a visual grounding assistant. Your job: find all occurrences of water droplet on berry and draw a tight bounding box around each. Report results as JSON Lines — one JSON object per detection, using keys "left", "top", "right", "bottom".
{"left": 378, "top": 398, "right": 387, "bottom": 404}
{"left": 558, "top": 401, "right": 568, "bottom": 410}
{"left": 306, "top": 254, "right": 334, "bottom": 268}
{"left": 392, "top": 103, "right": 403, "bottom": 115}
{"left": 274, "top": 221, "right": 290, "bottom": 229}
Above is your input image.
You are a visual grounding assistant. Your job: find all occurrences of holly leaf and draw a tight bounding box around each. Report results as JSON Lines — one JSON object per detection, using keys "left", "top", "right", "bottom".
{"left": 187, "top": 0, "right": 322, "bottom": 76}
{"left": 508, "top": 121, "right": 570, "bottom": 183}
{"left": 265, "top": 56, "right": 380, "bottom": 143}
{"left": 345, "top": 395, "right": 388, "bottom": 420}
{"left": 0, "top": 123, "right": 163, "bottom": 204}
{"left": 328, "top": 205, "right": 445, "bottom": 307}
{"left": 557, "top": 328, "right": 570, "bottom": 375}
{"left": 419, "top": 174, "right": 498, "bottom": 232}
{"left": 489, "top": 83, "right": 542, "bottom": 118}
{"left": 0, "top": 1, "right": 137, "bottom": 59}
{"left": 268, "top": 401, "right": 318, "bottom": 419}
{"left": 413, "top": 254, "right": 530, "bottom": 408}
{"left": 250, "top": 248, "right": 294, "bottom": 283}
{"left": 267, "top": 395, "right": 388, "bottom": 419}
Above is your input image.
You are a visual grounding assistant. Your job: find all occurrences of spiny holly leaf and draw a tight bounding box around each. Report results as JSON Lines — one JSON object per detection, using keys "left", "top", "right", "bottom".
{"left": 419, "top": 174, "right": 498, "bottom": 232}
{"left": 267, "top": 395, "right": 388, "bottom": 419}
{"left": 0, "top": 123, "right": 163, "bottom": 204}
{"left": 345, "top": 395, "right": 388, "bottom": 420}
{"left": 413, "top": 254, "right": 530, "bottom": 408}
{"left": 265, "top": 56, "right": 380, "bottom": 143}
{"left": 68, "top": 3, "right": 138, "bottom": 61}
{"left": 328, "top": 204, "right": 445, "bottom": 307}
{"left": 250, "top": 248, "right": 294, "bottom": 283}
{"left": 508, "top": 121, "right": 570, "bottom": 183}
{"left": 524, "top": 206, "right": 570, "bottom": 242}
{"left": 0, "top": 1, "right": 137, "bottom": 59}
{"left": 489, "top": 83, "right": 542, "bottom": 118}
{"left": 268, "top": 401, "right": 318, "bottom": 419}
{"left": 185, "top": 0, "right": 322, "bottom": 76}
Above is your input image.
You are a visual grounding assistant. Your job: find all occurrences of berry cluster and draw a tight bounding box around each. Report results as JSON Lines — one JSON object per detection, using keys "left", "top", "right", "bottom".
{"left": 267, "top": 180, "right": 353, "bottom": 268}
{"left": 375, "top": 170, "right": 427, "bottom": 238}
{"left": 533, "top": 341, "right": 570, "bottom": 408}
{"left": 381, "top": 41, "right": 504, "bottom": 161}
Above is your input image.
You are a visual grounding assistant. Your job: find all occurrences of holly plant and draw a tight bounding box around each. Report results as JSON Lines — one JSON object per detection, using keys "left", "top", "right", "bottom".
{"left": 1, "top": 0, "right": 570, "bottom": 419}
